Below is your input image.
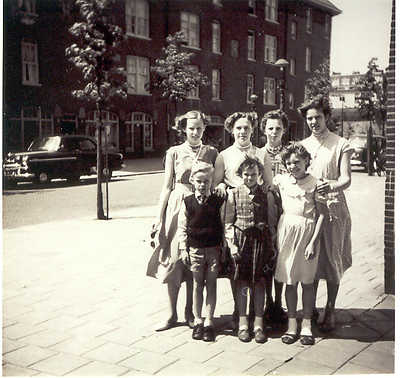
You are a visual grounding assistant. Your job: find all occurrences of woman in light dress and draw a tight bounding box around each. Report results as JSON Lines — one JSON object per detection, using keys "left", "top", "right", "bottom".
{"left": 299, "top": 95, "right": 353, "bottom": 332}
{"left": 147, "top": 111, "right": 219, "bottom": 331}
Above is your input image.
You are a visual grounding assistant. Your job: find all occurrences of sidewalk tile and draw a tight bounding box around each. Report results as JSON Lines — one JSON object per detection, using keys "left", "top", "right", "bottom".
{"left": 38, "top": 314, "right": 88, "bottom": 332}
{"left": 366, "top": 340, "right": 395, "bottom": 354}
{"left": 65, "top": 361, "right": 129, "bottom": 376}
{"left": 99, "top": 326, "right": 149, "bottom": 346}
{"left": 334, "top": 361, "right": 382, "bottom": 375}
{"left": 348, "top": 347, "right": 394, "bottom": 373}
{"left": 166, "top": 340, "right": 224, "bottom": 363}
{"left": 3, "top": 323, "right": 48, "bottom": 341}
{"left": 119, "top": 351, "right": 179, "bottom": 374}
{"left": 2, "top": 338, "right": 27, "bottom": 354}
{"left": 18, "top": 330, "right": 72, "bottom": 348}
{"left": 131, "top": 333, "right": 187, "bottom": 354}
{"left": 82, "top": 342, "right": 140, "bottom": 364}
{"left": 156, "top": 359, "right": 220, "bottom": 376}
{"left": 49, "top": 336, "right": 106, "bottom": 356}
{"left": 12, "top": 310, "right": 58, "bottom": 327}
{"left": 2, "top": 363, "right": 41, "bottom": 376}
{"left": 205, "top": 351, "right": 263, "bottom": 372}
{"left": 316, "top": 338, "right": 369, "bottom": 355}
{"left": 120, "top": 369, "right": 151, "bottom": 376}
{"left": 3, "top": 345, "right": 58, "bottom": 367}
{"left": 373, "top": 294, "right": 395, "bottom": 310}
{"left": 69, "top": 321, "right": 118, "bottom": 338}
{"left": 269, "top": 357, "right": 334, "bottom": 375}
{"left": 210, "top": 334, "right": 260, "bottom": 353}
{"left": 29, "top": 352, "right": 91, "bottom": 375}
{"left": 326, "top": 321, "right": 381, "bottom": 343}
{"left": 207, "top": 368, "right": 246, "bottom": 376}
{"left": 3, "top": 303, "right": 33, "bottom": 318}
{"left": 243, "top": 357, "right": 283, "bottom": 375}
{"left": 248, "top": 337, "right": 304, "bottom": 361}
{"left": 2, "top": 318, "right": 18, "bottom": 329}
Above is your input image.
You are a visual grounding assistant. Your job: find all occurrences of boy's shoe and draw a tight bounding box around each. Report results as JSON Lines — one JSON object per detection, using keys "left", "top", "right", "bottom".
{"left": 254, "top": 328, "right": 267, "bottom": 343}
{"left": 300, "top": 334, "right": 315, "bottom": 345}
{"left": 238, "top": 328, "right": 251, "bottom": 342}
{"left": 202, "top": 326, "right": 216, "bottom": 342}
{"left": 192, "top": 324, "right": 204, "bottom": 340}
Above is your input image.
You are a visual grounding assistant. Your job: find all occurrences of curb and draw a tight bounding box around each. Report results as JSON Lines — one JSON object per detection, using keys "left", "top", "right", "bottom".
{"left": 113, "top": 170, "right": 164, "bottom": 178}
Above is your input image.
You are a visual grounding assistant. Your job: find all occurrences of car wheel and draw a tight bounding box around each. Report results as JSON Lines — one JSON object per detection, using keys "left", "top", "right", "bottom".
{"left": 35, "top": 172, "right": 50, "bottom": 185}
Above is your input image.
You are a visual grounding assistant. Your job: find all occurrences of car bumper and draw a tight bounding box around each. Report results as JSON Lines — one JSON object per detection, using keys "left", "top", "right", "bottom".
{"left": 350, "top": 159, "right": 365, "bottom": 167}
{"left": 3, "top": 164, "right": 34, "bottom": 181}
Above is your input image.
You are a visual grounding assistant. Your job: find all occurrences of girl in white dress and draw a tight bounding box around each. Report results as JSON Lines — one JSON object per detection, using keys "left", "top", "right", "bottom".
{"left": 274, "top": 143, "right": 325, "bottom": 345}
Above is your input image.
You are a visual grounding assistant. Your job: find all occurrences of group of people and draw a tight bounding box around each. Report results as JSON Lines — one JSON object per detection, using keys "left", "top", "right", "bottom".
{"left": 147, "top": 94, "right": 353, "bottom": 346}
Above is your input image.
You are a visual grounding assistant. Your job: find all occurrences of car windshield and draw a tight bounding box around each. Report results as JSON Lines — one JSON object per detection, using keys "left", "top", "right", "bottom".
{"left": 28, "top": 137, "right": 61, "bottom": 152}
{"left": 349, "top": 136, "right": 367, "bottom": 149}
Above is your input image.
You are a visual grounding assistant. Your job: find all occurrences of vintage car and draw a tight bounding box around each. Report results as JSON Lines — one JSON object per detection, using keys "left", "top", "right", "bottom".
{"left": 3, "top": 135, "right": 124, "bottom": 185}
{"left": 349, "top": 134, "right": 386, "bottom": 173}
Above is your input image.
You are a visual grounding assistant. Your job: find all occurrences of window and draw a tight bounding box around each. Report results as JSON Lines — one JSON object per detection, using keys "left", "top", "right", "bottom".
{"left": 289, "top": 58, "right": 296, "bottom": 76}
{"left": 181, "top": 12, "right": 200, "bottom": 48}
{"left": 212, "top": 69, "right": 221, "bottom": 100}
{"left": 264, "top": 35, "right": 277, "bottom": 64}
{"left": 263, "top": 77, "right": 276, "bottom": 105}
{"left": 21, "top": 41, "right": 39, "bottom": 85}
{"left": 125, "top": 112, "right": 153, "bottom": 152}
{"left": 325, "top": 14, "right": 330, "bottom": 36}
{"left": 246, "top": 74, "right": 255, "bottom": 103}
{"left": 306, "top": 8, "right": 312, "bottom": 33}
{"left": 231, "top": 40, "right": 239, "bottom": 58}
{"left": 288, "top": 93, "right": 294, "bottom": 109}
{"left": 126, "top": 0, "right": 149, "bottom": 38}
{"left": 79, "top": 139, "right": 96, "bottom": 152}
{"left": 248, "top": 0, "right": 256, "bottom": 15}
{"left": 248, "top": 30, "right": 255, "bottom": 60}
{"left": 265, "top": 0, "right": 277, "bottom": 22}
{"left": 86, "top": 111, "right": 119, "bottom": 150}
{"left": 127, "top": 55, "right": 150, "bottom": 95}
{"left": 188, "top": 65, "right": 200, "bottom": 98}
{"left": 17, "top": 0, "right": 36, "bottom": 13}
{"left": 290, "top": 21, "right": 297, "bottom": 40}
{"left": 305, "top": 47, "right": 311, "bottom": 72}
{"left": 212, "top": 21, "right": 221, "bottom": 53}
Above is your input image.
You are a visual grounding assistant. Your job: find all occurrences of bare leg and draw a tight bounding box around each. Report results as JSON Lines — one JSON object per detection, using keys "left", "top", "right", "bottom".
{"left": 326, "top": 281, "right": 339, "bottom": 310}
{"left": 285, "top": 284, "right": 298, "bottom": 335}
{"left": 264, "top": 273, "right": 274, "bottom": 320}
{"left": 155, "top": 282, "right": 179, "bottom": 331}
{"left": 230, "top": 279, "right": 239, "bottom": 328}
{"left": 301, "top": 283, "right": 314, "bottom": 337}
{"left": 193, "top": 270, "right": 205, "bottom": 325}
{"left": 254, "top": 280, "right": 266, "bottom": 329}
{"left": 204, "top": 270, "right": 218, "bottom": 326}
{"left": 237, "top": 280, "right": 248, "bottom": 328}
{"left": 185, "top": 277, "right": 194, "bottom": 325}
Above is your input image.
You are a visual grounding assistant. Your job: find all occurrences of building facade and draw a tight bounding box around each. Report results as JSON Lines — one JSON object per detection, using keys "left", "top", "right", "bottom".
{"left": 3, "top": 0, "right": 341, "bottom": 156}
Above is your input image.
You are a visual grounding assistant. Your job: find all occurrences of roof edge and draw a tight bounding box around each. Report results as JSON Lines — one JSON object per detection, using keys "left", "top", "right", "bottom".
{"left": 282, "top": 0, "right": 342, "bottom": 16}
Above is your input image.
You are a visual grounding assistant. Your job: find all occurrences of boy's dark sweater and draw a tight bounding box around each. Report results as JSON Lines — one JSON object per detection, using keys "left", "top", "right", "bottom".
{"left": 184, "top": 193, "right": 224, "bottom": 248}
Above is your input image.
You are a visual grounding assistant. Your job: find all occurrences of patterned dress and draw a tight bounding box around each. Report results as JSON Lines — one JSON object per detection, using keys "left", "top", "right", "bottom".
{"left": 301, "top": 131, "right": 353, "bottom": 283}
{"left": 262, "top": 144, "right": 287, "bottom": 177}
{"left": 146, "top": 142, "right": 218, "bottom": 287}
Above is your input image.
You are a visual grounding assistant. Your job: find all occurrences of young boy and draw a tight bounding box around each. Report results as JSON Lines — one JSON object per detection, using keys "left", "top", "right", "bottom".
{"left": 177, "top": 161, "right": 225, "bottom": 342}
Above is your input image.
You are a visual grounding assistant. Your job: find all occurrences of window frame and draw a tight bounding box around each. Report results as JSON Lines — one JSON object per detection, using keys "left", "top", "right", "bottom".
{"left": 289, "top": 58, "right": 296, "bottom": 76}
{"left": 247, "top": 30, "right": 256, "bottom": 61}
{"left": 306, "top": 8, "right": 312, "bottom": 34}
{"left": 264, "top": 34, "right": 277, "bottom": 64}
{"left": 290, "top": 20, "right": 297, "bottom": 40}
{"left": 263, "top": 77, "right": 276, "bottom": 105}
{"left": 125, "top": 0, "right": 150, "bottom": 39}
{"left": 212, "top": 69, "right": 221, "bottom": 100}
{"left": 231, "top": 40, "right": 239, "bottom": 58}
{"left": 288, "top": 92, "right": 294, "bottom": 109}
{"left": 181, "top": 11, "right": 200, "bottom": 48}
{"left": 265, "top": 0, "right": 278, "bottom": 22}
{"left": 126, "top": 55, "right": 150, "bottom": 95}
{"left": 187, "top": 65, "right": 200, "bottom": 99}
{"left": 248, "top": 0, "right": 256, "bottom": 16}
{"left": 21, "top": 41, "right": 40, "bottom": 86}
{"left": 212, "top": 21, "right": 221, "bottom": 54}
{"left": 325, "top": 14, "right": 331, "bottom": 37}
{"left": 246, "top": 74, "right": 255, "bottom": 103}
{"left": 305, "top": 47, "right": 311, "bottom": 72}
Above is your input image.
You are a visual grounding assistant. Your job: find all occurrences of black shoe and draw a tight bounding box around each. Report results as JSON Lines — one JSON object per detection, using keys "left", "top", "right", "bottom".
{"left": 281, "top": 333, "right": 298, "bottom": 344}
{"left": 238, "top": 328, "right": 251, "bottom": 342}
{"left": 300, "top": 334, "right": 315, "bottom": 345}
{"left": 202, "top": 326, "right": 216, "bottom": 342}
{"left": 192, "top": 324, "right": 204, "bottom": 340}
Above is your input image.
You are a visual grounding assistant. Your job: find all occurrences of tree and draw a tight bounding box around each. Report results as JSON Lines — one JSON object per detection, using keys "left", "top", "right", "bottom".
{"left": 304, "top": 58, "right": 332, "bottom": 100}
{"left": 151, "top": 31, "right": 209, "bottom": 145}
{"left": 355, "top": 57, "right": 387, "bottom": 133}
{"left": 66, "top": 0, "right": 127, "bottom": 220}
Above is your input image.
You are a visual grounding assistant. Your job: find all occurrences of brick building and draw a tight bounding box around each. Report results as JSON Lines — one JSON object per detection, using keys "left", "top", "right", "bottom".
{"left": 3, "top": 0, "right": 341, "bottom": 156}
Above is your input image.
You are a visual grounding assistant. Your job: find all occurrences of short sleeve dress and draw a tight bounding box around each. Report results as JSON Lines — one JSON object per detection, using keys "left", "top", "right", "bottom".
{"left": 146, "top": 142, "right": 218, "bottom": 287}
{"left": 301, "top": 131, "right": 353, "bottom": 283}
{"left": 274, "top": 174, "right": 320, "bottom": 285}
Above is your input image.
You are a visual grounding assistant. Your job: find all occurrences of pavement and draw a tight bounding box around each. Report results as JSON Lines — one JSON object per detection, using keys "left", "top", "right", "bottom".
{"left": 2, "top": 161, "right": 395, "bottom": 376}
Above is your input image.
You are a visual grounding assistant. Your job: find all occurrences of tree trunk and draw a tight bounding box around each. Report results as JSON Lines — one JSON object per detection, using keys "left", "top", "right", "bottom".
{"left": 96, "top": 102, "right": 106, "bottom": 219}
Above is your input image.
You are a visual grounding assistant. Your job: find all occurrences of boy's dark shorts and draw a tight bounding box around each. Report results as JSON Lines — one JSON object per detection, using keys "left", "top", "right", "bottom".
{"left": 188, "top": 246, "right": 220, "bottom": 273}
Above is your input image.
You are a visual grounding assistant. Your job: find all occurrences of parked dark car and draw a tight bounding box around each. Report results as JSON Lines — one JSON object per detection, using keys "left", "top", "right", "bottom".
{"left": 3, "top": 135, "right": 124, "bottom": 185}
{"left": 349, "top": 134, "right": 386, "bottom": 173}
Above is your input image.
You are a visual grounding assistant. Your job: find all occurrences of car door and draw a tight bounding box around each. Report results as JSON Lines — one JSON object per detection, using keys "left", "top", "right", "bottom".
{"left": 58, "top": 137, "right": 81, "bottom": 175}
{"left": 77, "top": 138, "right": 97, "bottom": 175}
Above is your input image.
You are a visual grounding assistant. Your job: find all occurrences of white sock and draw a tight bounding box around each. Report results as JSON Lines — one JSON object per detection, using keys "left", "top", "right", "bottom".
{"left": 194, "top": 317, "right": 203, "bottom": 326}
{"left": 287, "top": 317, "right": 297, "bottom": 334}
{"left": 301, "top": 319, "right": 312, "bottom": 336}
{"left": 204, "top": 318, "right": 213, "bottom": 327}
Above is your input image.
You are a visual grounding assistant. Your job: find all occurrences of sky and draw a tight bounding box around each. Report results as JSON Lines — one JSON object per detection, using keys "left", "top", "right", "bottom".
{"left": 330, "top": 0, "right": 392, "bottom": 74}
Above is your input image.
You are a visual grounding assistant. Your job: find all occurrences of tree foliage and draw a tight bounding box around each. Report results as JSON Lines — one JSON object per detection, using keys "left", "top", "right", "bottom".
{"left": 151, "top": 31, "right": 209, "bottom": 103}
{"left": 65, "top": 0, "right": 127, "bottom": 105}
{"left": 355, "top": 58, "right": 387, "bottom": 128}
{"left": 304, "top": 58, "right": 331, "bottom": 100}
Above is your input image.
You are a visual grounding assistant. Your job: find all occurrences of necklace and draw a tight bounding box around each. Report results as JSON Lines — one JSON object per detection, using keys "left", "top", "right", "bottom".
{"left": 265, "top": 143, "right": 282, "bottom": 156}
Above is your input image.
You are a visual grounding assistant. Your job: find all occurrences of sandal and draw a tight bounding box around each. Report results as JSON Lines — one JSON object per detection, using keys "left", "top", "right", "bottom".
{"left": 300, "top": 334, "right": 315, "bottom": 345}
{"left": 281, "top": 333, "right": 298, "bottom": 344}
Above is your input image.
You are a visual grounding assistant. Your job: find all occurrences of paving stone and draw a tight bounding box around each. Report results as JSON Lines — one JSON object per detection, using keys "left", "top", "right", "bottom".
{"left": 12, "top": 311, "right": 59, "bottom": 327}
{"left": 156, "top": 359, "right": 220, "bottom": 376}
{"left": 37, "top": 314, "right": 88, "bottom": 332}
{"left": 166, "top": 340, "right": 224, "bottom": 363}
{"left": 210, "top": 334, "right": 260, "bottom": 353}
{"left": 325, "top": 321, "right": 381, "bottom": 343}
{"left": 29, "top": 352, "right": 90, "bottom": 375}
{"left": 2, "top": 318, "right": 18, "bottom": 329}
{"left": 3, "top": 345, "right": 58, "bottom": 367}
{"left": 349, "top": 347, "right": 394, "bottom": 373}
{"left": 248, "top": 337, "right": 304, "bottom": 361}
{"left": 333, "top": 361, "right": 382, "bottom": 375}
{"left": 366, "top": 340, "right": 395, "bottom": 354}
{"left": 82, "top": 342, "right": 139, "bottom": 364}
{"left": 373, "top": 294, "right": 395, "bottom": 310}
{"left": 65, "top": 361, "right": 129, "bottom": 376}
{"left": 207, "top": 368, "right": 247, "bottom": 376}
{"left": 131, "top": 333, "right": 187, "bottom": 354}
{"left": 3, "top": 322, "right": 48, "bottom": 341}
{"left": 120, "top": 368, "right": 158, "bottom": 376}
{"left": 19, "top": 330, "right": 72, "bottom": 348}
{"left": 119, "top": 351, "right": 179, "bottom": 375}
{"left": 68, "top": 321, "right": 118, "bottom": 338}
{"left": 2, "top": 338, "right": 27, "bottom": 354}
{"left": 49, "top": 336, "right": 107, "bottom": 356}
{"left": 2, "top": 363, "right": 41, "bottom": 376}
{"left": 268, "top": 356, "right": 334, "bottom": 375}
{"left": 316, "top": 338, "right": 369, "bottom": 355}
{"left": 243, "top": 357, "right": 283, "bottom": 375}
{"left": 205, "top": 351, "right": 263, "bottom": 372}
{"left": 99, "top": 325, "right": 149, "bottom": 346}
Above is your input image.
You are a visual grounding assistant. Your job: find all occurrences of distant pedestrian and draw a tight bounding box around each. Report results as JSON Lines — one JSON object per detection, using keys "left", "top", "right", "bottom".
{"left": 177, "top": 162, "right": 225, "bottom": 342}
{"left": 260, "top": 109, "right": 289, "bottom": 327}
{"left": 274, "top": 143, "right": 325, "bottom": 346}
{"left": 299, "top": 95, "right": 353, "bottom": 333}
{"left": 224, "top": 157, "right": 276, "bottom": 343}
{"left": 146, "top": 110, "right": 219, "bottom": 332}
{"left": 213, "top": 112, "right": 273, "bottom": 330}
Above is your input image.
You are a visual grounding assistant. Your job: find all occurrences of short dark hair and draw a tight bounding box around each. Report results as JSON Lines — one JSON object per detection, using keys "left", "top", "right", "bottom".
{"left": 224, "top": 112, "right": 257, "bottom": 133}
{"left": 260, "top": 110, "right": 288, "bottom": 134}
{"left": 280, "top": 142, "right": 311, "bottom": 170}
{"left": 236, "top": 156, "right": 264, "bottom": 177}
{"left": 174, "top": 110, "right": 208, "bottom": 132}
{"left": 297, "top": 94, "right": 332, "bottom": 119}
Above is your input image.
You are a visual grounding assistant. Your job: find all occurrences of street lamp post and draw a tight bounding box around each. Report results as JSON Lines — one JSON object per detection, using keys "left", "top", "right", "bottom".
{"left": 249, "top": 93, "right": 259, "bottom": 146}
{"left": 340, "top": 95, "right": 345, "bottom": 137}
{"left": 274, "top": 58, "right": 290, "bottom": 111}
